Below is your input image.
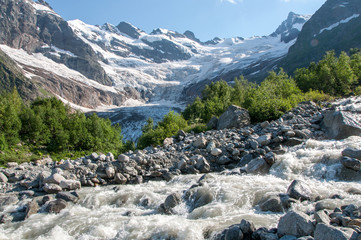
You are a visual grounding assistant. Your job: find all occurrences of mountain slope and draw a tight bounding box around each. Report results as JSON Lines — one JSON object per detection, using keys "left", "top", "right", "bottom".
{"left": 282, "top": 0, "right": 361, "bottom": 72}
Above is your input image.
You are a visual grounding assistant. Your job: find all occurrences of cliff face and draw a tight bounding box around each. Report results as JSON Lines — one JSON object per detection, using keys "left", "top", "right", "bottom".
{"left": 282, "top": 0, "right": 361, "bottom": 72}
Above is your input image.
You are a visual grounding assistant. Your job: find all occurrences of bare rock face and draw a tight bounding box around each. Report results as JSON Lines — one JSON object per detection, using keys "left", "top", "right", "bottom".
{"left": 322, "top": 97, "right": 361, "bottom": 140}
{"left": 277, "top": 211, "right": 315, "bottom": 238}
{"left": 217, "top": 105, "right": 251, "bottom": 130}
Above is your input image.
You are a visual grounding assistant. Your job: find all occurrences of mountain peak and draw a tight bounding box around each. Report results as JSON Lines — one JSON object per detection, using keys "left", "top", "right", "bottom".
{"left": 116, "top": 21, "right": 143, "bottom": 39}
{"left": 272, "top": 12, "right": 311, "bottom": 43}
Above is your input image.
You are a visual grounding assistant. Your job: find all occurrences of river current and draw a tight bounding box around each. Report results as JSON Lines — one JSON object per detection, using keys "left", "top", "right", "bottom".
{"left": 0, "top": 136, "right": 361, "bottom": 240}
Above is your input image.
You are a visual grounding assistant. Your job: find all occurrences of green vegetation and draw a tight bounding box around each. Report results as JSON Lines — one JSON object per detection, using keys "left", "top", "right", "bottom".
{"left": 295, "top": 50, "right": 361, "bottom": 96}
{"left": 137, "top": 112, "right": 188, "bottom": 149}
{"left": 0, "top": 90, "right": 131, "bottom": 166}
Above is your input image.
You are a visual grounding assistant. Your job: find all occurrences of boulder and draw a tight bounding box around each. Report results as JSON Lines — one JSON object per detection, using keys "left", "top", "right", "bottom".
{"left": 56, "top": 192, "right": 79, "bottom": 203}
{"left": 105, "top": 166, "right": 116, "bottom": 179}
{"left": 163, "top": 137, "right": 174, "bottom": 146}
{"left": 322, "top": 99, "right": 361, "bottom": 140}
{"left": 0, "top": 173, "right": 8, "bottom": 183}
{"left": 246, "top": 157, "right": 270, "bottom": 175}
{"left": 43, "top": 173, "right": 66, "bottom": 185}
{"left": 314, "top": 223, "right": 357, "bottom": 240}
{"left": 277, "top": 211, "right": 315, "bottom": 237}
{"left": 257, "top": 195, "right": 284, "bottom": 213}
{"left": 193, "top": 137, "right": 207, "bottom": 148}
{"left": 287, "top": 180, "right": 312, "bottom": 201}
{"left": 43, "top": 183, "right": 62, "bottom": 194}
{"left": 211, "top": 148, "right": 222, "bottom": 156}
{"left": 44, "top": 199, "right": 68, "bottom": 214}
{"left": 207, "top": 116, "right": 218, "bottom": 129}
{"left": 59, "top": 180, "right": 81, "bottom": 190}
{"left": 341, "top": 157, "right": 361, "bottom": 171}
{"left": 314, "top": 210, "right": 330, "bottom": 224}
{"left": 217, "top": 156, "right": 232, "bottom": 165}
{"left": 164, "top": 192, "right": 182, "bottom": 210}
{"left": 193, "top": 155, "right": 210, "bottom": 173}
{"left": 25, "top": 200, "right": 40, "bottom": 219}
{"left": 118, "top": 154, "right": 130, "bottom": 163}
{"left": 342, "top": 148, "right": 361, "bottom": 160}
{"left": 114, "top": 173, "right": 128, "bottom": 184}
{"left": 217, "top": 105, "right": 250, "bottom": 130}
{"left": 240, "top": 219, "right": 255, "bottom": 235}
{"left": 189, "top": 187, "right": 214, "bottom": 211}
{"left": 257, "top": 134, "right": 272, "bottom": 146}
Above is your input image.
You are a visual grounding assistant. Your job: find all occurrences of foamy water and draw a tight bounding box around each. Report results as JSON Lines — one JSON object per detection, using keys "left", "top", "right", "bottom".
{"left": 0, "top": 137, "right": 360, "bottom": 240}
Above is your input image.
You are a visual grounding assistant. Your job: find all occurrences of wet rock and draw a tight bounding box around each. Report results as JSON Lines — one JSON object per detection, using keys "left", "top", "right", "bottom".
{"left": 0, "top": 173, "right": 8, "bottom": 183}
{"left": 164, "top": 192, "right": 182, "bottom": 210}
{"left": 240, "top": 219, "right": 255, "bottom": 235}
{"left": 43, "top": 183, "right": 62, "bottom": 194}
{"left": 284, "top": 138, "right": 304, "bottom": 147}
{"left": 217, "top": 105, "right": 250, "bottom": 130}
{"left": 258, "top": 194, "right": 284, "bottom": 213}
{"left": 189, "top": 187, "right": 214, "bottom": 211}
{"left": 287, "top": 180, "right": 312, "bottom": 201}
{"left": 44, "top": 199, "right": 68, "bottom": 214}
{"left": 342, "top": 148, "right": 361, "bottom": 160}
{"left": 277, "top": 211, "right": 315, "bottom": 238}
{"left": 225, "top": 225, "right": 243, "bottom": 240}
{"left": 56, "top": 192, "right": 79, "bottom": 203}
{"left": 59, "top": 180, "right": 81, "bottom": 190}
{"left": 246, "top": 157, "right": 270, "bottom": 175}
{"left": 25, "top": 199, "right": 40, "bottom": 219}
{"left": 264, "top": 152, "right": 277, "bottom": 166}
{"left": 314, "top": 223, "right": 357, "bottom": 240}
{"left": 341, "top": 157, "right": 361, "bottom": 171}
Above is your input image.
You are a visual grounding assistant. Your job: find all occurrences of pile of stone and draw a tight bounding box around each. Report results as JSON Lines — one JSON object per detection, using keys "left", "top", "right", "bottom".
{"left": 215, "top": 203, "right": 361, "bottom": 240}
{"left": 0, "top": 97, "right": 360, "bottom": 223}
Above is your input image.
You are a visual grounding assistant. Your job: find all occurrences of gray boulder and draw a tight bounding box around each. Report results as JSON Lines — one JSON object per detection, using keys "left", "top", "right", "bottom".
{"left": 322, "top": 98, "right": 361, "bottom": 139}
{"left": 217, "top": 105, "right": 250, "bottom": 130}
{"left": 189, "top": 187, "right": 214, "bottom": 211}
{"left": 193, "top": 137, "right": 208, "bottom": 148}
{"left": 25, "top": 200, "right": 40, "bottom": 219}
{"left": 341, "top": 157, "right": 361, "bottom": 171}
{"left": 314, "top": 210, "right": 330, "bottom": 224}
{"left": 207, "top": 116, "right": 218, "bottom": 129}
{"left": 257, "top": 194, "right": 284, "bottom": 213}
{"left": 314, "top": 223, "right": 357, "bottom": 240}
{"left": 56, "top": 192, "right": 79, "bottom": 203}
{"left": 59, "top": 180, "right": 81, "bottom": 190}
{"left": 246, "top": 157, "right": 270, "bottom": 175}
{"left": 114, "top": 173, "right": 128, "bottom": 184}
{"left": 164, "top": 192, "right": 182, "bottom": 210}
{"left": 342, "top": 148, "right": 361, "bottom": 160}
{"left": 278, "top": 211, "right": 315, "bottom": 237}
{"left": 287, "top": 180, "right": 312, "bottom": 201}
{"left": 193, "top": 155, "right": 210, "bottom": 173}
{"left": 0, "top": 173, "right": 8, "bottom": 183}
{"left": 43, "top": 173, "right": 66, "bottom": 185}
{"left": 43, "top": 183, "right": 62, "bottom": 194}
{"left": 44, "top": 199, "right": 68, "bottom": 214}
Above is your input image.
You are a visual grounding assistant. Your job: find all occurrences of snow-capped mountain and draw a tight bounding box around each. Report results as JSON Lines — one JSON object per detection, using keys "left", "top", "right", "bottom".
{"left": 0, "top": 0, "right": 310, "bottom": 139}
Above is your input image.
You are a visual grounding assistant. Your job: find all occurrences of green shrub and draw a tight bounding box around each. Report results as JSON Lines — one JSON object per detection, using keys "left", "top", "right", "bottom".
{"left": 138, "top": 111, "right": 187, "bottom": 149}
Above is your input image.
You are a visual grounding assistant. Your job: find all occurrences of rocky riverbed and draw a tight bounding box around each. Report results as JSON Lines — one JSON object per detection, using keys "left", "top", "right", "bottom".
{"left": 0, "top": 97, "right": 360, "bottom": 240}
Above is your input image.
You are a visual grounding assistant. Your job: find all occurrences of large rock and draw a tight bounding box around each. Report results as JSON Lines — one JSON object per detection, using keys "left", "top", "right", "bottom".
{"left": 59, "top": 180, "right": 81, "bottom": 190}
{"left": 193, "top": 137, "right": 208, "bottom": 148}
{"left": 0, "top": 173, "right": 8, "bottom": 183}
{"left": 43, "top": 183, "right": 62, "bottom": 194}
{"left": 188, "top": 187, "right": 214, "bottom": 211}
{"left": 43, "top": 173, "right": 66, "bottom": 185}
{"left": 44, "top": 199, "right": 68, "bottom": 214}
{"left": 314, "top": 223, "right": 357, "bottom": 240}
{"left": 287, "top": 180, "right": 312, "bottom": 201}
{"left": 277, "top": 211, "right": 315, "bottom": 238}
{"left": 341, "top": 157, "right": 361, "bottom": 171}
{"left": 217, "top": 105, "right": 250, "bottom": 130}
{"left": 322, "top": 97, "right": 361, "bottom": 139}
{"left": 56, "top": 192, "right": 79, "bottom": 203}
{"left": 193, "top": 155, "right": 210, "bottom": 173}
{"left": 257, "top": 194, "right": 284, "bottom": 213}
{"left": 342, "top": 148, "right": 361, "bottom": 160}
{"left": 246, "top": 157, "right": 270, "bottom": 175}
{"left": 164, "top": 192, "right": 182, "bottom": 210}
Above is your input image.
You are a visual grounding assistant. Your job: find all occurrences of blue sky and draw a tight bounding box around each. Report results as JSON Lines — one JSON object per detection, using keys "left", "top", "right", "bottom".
{"left": 46, "top": 0, "right": 326, "bottom": 41}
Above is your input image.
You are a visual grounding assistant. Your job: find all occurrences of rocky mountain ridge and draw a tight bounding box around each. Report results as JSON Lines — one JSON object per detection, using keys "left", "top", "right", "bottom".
{"left": 0, "top": 0, "right": 309, "bottom": 111}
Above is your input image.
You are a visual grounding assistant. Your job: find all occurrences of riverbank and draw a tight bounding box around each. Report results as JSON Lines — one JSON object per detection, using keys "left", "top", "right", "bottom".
{"left": 0, "top": 97, "right": 360, "bottom": 239}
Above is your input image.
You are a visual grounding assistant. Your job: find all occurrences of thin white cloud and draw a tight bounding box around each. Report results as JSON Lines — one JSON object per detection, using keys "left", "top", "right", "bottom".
{"left": 220, "top": 0, "right": 242, "bottom": 4}
{"left": 280, "top": 0, "right": 291, "bottom": 2}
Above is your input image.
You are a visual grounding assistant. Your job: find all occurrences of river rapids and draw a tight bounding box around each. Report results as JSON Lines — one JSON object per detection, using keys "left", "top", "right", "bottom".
{"left": 0, "top": 136, "right": 361, "bottom": 240}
